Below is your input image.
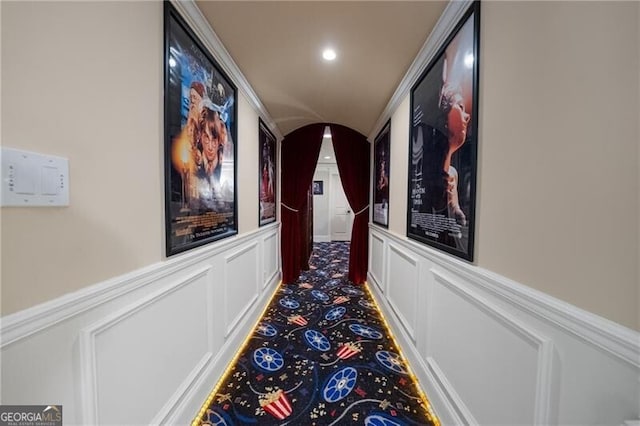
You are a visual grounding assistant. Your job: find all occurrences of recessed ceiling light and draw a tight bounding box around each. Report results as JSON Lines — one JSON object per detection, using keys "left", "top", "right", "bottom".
{"left": 323, "top": 132, "right": 332, "bottom": 138}
{"left": 324, "top": 156, "right": 331, "bottom": 160}
{"left": 322, "top": 48, "right": 337, "bottom": 61}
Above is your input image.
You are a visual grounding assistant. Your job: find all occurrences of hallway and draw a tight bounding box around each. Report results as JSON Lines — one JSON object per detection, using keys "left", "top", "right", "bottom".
{"left": 194, "top": 242, "right": 438, "bottom": 426}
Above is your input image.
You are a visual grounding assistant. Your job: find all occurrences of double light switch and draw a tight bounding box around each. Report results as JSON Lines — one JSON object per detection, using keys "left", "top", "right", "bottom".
{"left": 1, "top": 147, "right": 69, "bottom": 207}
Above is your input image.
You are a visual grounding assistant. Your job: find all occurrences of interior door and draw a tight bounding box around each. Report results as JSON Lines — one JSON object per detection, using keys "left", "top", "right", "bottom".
{"left": 330, "top": 172, "right": 353, "bottom": 241}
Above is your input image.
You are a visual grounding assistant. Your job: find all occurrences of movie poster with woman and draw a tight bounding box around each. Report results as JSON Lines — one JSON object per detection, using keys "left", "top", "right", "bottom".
{"left": 259, "top": 118, "right": 277, "bottom": 226}
{"left": 407, "top": 2, "right": 479, "bottom": 261}
{"left": 373, "top": 120, "right": 391, "bottom": 228}
{"left": 164, "top": 4, "right": 238, "bottom": 256}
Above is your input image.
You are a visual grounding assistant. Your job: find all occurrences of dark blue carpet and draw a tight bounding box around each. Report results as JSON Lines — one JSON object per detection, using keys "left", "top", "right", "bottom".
{"left": 195, "top": 242, "right": 438, "bottom": 426}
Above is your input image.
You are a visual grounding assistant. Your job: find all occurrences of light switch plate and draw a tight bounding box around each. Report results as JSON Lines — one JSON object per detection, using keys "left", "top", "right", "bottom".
{"left": 1, "top": 147, "right": 69, "bottom": 207}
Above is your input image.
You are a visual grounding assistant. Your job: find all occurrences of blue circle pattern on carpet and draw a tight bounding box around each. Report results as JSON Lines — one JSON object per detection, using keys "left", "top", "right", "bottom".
{"left": 323, "top": 367, "right": 358, "bottom": 403}
{"left": 253, "top": 347, "right": 284, "bottom": 372}
{"left": 324, "top": 306, "right": 346, "bottom": 321}
{"left": 196, "top": 242, "right": 437, "bottom": 426}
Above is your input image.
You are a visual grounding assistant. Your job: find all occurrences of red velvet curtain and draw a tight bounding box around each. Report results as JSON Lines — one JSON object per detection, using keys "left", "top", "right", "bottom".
{"left": 330, "top": 124, "right": 371, "bottom": 284}
{"left": 281, "top": 124, "right": 325, "bottom": 283}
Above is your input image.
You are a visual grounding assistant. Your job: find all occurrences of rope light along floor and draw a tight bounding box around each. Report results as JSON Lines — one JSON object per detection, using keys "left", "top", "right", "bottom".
{"left": 191, "top": 280, "right": 284, "bottom": 426}
{"left": 362, "top": 281, "right": 441, "bottom": 426}
{"left": 191, "top": 242, "right": 439, "bottom": 425}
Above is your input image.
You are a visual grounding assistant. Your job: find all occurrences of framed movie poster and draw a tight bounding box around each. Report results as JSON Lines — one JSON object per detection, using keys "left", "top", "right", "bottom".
{"left": 164, "top": 3, "right": 238, "bottom": 256}
{"left": 259, "top": 118, "right": 277, "bottom": 226}
{"left": 312, "top": 181, "right": 323, "bottom": 195}
{"left": 407, "top": 2, "right": 479, "bottom": 261}
{"left": 373, "top": 119, "right": 391, "bottom": 228}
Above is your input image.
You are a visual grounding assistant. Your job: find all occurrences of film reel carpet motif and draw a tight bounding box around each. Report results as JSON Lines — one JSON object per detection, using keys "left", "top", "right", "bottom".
{"left": 194, "top": 242, "right": 438, "bottom": 426}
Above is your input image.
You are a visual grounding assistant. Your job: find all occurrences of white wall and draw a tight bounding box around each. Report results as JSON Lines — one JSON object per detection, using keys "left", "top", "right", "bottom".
{"left": 369, "top": 1, "right": 640, "bottom": 424}
{"left": 1, "top": 1, "right": 164, "bottom": 316}
{"left": 477, "top": 0, "right": 639, "bottom": 332}
{"left": 0, "top": 0, "right": 272, "bottom": 317}
{"left": 376, "top": 0, "right": 639, "bottom": 332}
{"left": 1, "top": 1, "right": 282, "bottom": 424}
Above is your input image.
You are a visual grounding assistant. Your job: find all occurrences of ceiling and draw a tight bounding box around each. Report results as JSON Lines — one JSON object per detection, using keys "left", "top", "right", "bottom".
{"left": 196, "top": 1, "right": 448, "bottom": 138}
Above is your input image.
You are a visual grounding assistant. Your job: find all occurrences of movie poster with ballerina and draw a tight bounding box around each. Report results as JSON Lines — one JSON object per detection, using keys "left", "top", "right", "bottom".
{"left": 164, "top": 3, "right": 238, "bottom": 256}
{"left": 407, "top": 1, "right": 479, "bottom": 261}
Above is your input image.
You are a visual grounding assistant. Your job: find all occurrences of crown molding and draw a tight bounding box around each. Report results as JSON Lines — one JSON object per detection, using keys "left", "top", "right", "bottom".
{"left": 368, "top": 0, "right": 474, "bottom": 141}
{"left": 170, "top": 1, "right": 283, "bottom": 140}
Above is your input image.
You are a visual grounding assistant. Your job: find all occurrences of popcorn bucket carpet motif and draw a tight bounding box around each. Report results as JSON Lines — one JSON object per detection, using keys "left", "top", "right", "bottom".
{"left": 195, "top": 242, "right": 438, "bottom": 426}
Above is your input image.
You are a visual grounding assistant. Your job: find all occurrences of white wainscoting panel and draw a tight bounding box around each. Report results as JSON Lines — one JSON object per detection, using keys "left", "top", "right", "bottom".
{"left": 80, "top": 268, "right": 211, "bottom": 425}
{"left": 1, "top": 224, "right": 281, "bottom": 425}
{"left": 225, "top": 242, "right": 260, "bottom": 337}
{"left": 386, "top": 243, "right": 419, "bottom": 341}
{"left": 263, "top": 232, "right": 279, "bottom": 289}
{"left": 430, "top": 269, "right": 554, "bottom": 426}
{"left": 369, "top": 231, "right": 386, "bottom": 292}
{"left": 367, "top": 225, "right": 640, "bottom": 426}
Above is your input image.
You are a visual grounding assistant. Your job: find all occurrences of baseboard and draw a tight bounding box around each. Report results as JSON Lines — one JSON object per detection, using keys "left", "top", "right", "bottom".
{"left": 313, "top": 235, "right": 331, "bottom": 243}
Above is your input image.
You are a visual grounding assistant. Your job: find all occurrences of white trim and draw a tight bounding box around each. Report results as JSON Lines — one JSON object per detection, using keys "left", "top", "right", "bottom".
{"left": 224, "top": 242, "right": 260, "bottom": 338}
{"left": 367, "top": 281, "right": 451, "bottom": 425}
{"left": 151, "top": 352, "right": 213, "bottom": 425}
{"left": 1, "top": 224, "right": 280, "bottom": 348}
{"left": 263, "top": 232, "right": 280, "bottom": 289}
{"left": 170, "top": 1, "right": 282, "bottom": 140}
{"left": 426, "top": 357, "right": 479, "bottom": 426}
{"left": 368, "top": 231, "right": 386, "bottom": 293}
{"left": 386, "top": 243, "right": 419, "bottom": 341}
{"left": 432, "top": 268, "right": 555, "bottom": 425}
{"left": 160, "top": 276, "right": 281, "bottom": 425}
{"left": 369, "top": 225, "right": 640, "bottom": 370}
{"left": 79, "top": 267, "right": 210, "bottom": 425}
{"left": 368, "top": 0, "right": 474, "bottom": 141}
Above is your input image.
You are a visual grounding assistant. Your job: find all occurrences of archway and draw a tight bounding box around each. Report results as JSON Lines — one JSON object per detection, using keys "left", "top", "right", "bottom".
{"left": 281, "top": 123, "right": 370, "bottom": 284}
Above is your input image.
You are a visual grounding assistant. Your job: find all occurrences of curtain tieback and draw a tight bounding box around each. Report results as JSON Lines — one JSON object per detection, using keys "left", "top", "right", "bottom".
{"left": 281, "top": 202, "right": 299, "bottom": 212}
{"left": 354, "top": 205, "right": 369, "bottom": 216}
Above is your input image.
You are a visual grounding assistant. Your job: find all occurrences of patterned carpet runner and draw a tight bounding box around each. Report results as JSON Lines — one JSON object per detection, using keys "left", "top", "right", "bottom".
{"left": 194, "top": 242, "right": 438, "bottom": 426}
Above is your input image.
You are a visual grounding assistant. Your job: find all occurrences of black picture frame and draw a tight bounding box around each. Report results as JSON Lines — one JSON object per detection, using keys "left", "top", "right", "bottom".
{"left": 259, "top": 118, "right": 277, "bottom": 226}
{"left": 373, "top": 119, "right": 391, "bottom": 228}
{"left": 407, "top": 1, "right": 479, "bottom": 261}
{"left": 313, "top": 181, "right": 324, "bottom": 195}
{"left": 164, "top": 3, "right": 238, "bottom": 256}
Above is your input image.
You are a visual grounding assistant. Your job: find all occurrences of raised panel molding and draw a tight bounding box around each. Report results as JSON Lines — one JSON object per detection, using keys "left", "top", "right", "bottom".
{"left": 386, "top": 243, "right": 419, "bottom": 341}
{"left": 224, "top": 242, "right": 260, "bottom": 338}
{"left": 431, "top": 269, "right": 555, "bottom": 425}
{"left": 368, "top": 226, "right": 640, "bottom": 369}
{"left": 426, "top": 357, "right": 478, "bottom": 426}
{"left": 369, "top": 231, "right": 386, "bottom": 293}
{"left": 1, "top": 225, "right": 280, "bottom": 349}
{"left": 263, "top": 232, "right": 279, "bottom": 289}
{"left": 367, "top": 227, "right": 639, "bottom": 425}
{"left": 79, "top": 267, "right": 211, "bottom": 425}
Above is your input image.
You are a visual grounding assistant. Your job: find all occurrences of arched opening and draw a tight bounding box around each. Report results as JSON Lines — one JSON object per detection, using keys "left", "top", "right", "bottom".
{"left": 281, "top": 123, "right": 370, "bottom": 285}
